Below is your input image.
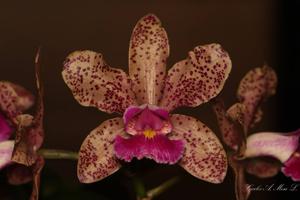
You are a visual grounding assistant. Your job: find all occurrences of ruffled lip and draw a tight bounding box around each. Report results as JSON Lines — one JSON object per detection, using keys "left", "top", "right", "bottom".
{"left": 114, "top": 134, "right": 184, "bottom": 164}
{"left": 116, "top": 105, "right": 183, "bottom": 164}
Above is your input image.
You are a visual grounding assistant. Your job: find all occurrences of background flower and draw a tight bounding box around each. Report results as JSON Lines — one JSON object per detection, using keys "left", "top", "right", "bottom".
{"left": 213, "top": 65, "right": 299, "bottom": 200}
{"left": 0, "top": 50, "right": 45, "bottom": 200}
{"left": 0, "top": 81, "right": 34, "bottom": 171}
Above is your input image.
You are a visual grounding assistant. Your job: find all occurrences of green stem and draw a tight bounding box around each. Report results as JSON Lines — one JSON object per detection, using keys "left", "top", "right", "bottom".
{"left": 133, "top": 176, "right": 147, "bottom": 198}
{"left": 146, "top": 176, "right": 180, "bottom": 199}
{"left": 38, "top": 149, "right": 78, "bottom": 160}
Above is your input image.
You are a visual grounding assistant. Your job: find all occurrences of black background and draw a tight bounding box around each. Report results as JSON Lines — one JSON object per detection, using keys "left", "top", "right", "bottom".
{"left": 0, "top": 0, "right": 299, "bottom": 199}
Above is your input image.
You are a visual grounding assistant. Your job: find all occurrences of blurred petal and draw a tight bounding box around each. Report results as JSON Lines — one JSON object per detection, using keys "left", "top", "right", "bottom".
{"left": 7, "top": 164, "right": 32, "bottom": 185}
{"left": 237, "top": 65, "right": 277, "bottom": 131}
{"left": 0, "top": 81, "right": 34, "bottom": 120}
{"left": 114, "top": 134, "right": 184, "bottom": 164}
{"left": 0, "top": 113, "right": 13, "bottom": 142}
{"left": 0, "top": 140, "right": 14, "bottom": 170}
{"left": 159, "top": 44, "right": 231, "bottom": 111}
{"left": 77, "top": 118, "right": 124, "bottom": 183}
{"left": 13, "top": 53, "right": 44, "bottom": 166}
{"left": 12, "top": 114, "right": 39, "bottom": 166}
{"left": 8, "top": 83, "right": 35, "bottom": 111}
{"left": 15, "top": 114, "right": 34, "bottom": 126}
{"left": 227, "top": 103, "right": 246, "bottom": 125}
{"left": 170, "top": 114, "right": 227, "bottom": 183}
{"left": 31, "top": 50, "right": 44, "bottom": 151}
{"left": 129, "top": 14, "right": 169, "bottom": 105}
{"left": 244, "top": 130, "right": 300, "bottom": 163}
{"left": 282, "top": 147, "right": 300, "bottom": 181}
{"left": 229, "top": 155, "right": 250, "bottom": 200}
{"left": 63, "top": 50, "right": 136, "bottom": 114}
{"left": 30, "top": 156, "right": 44, "bottom": 200}
{"left": 212, "top": 99, "right": 243, "bottom": 151}
{"left": 245, "top": 157, "right": 281, "bottom": 178}
{"left": 252, "top": 108, "right": 263, "bottom": 128}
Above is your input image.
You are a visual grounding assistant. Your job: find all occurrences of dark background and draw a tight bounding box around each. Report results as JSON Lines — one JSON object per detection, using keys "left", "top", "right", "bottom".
{"left": 0, "top": 0, "right": 299, "bottom": 199}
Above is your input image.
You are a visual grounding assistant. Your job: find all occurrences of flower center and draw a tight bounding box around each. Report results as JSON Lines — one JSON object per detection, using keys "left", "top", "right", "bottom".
{"left": 143, "top": 129, "right": 156, "bottom": 139}
{"left": 123, "top": 105, "right": 172, "bottom": 136}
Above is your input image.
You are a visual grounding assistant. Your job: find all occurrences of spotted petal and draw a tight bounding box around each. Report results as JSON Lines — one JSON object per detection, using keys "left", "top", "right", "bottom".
{"left": 237, "top": 66, "right": 277, "bottom": 131}
{"left": 129, "top": 14, "right": 169, "bottom": 105}
{"left": 11, "top": 114, "right": 40, "bottom": 166}
{"left": 0, "top": 81, "right": 34, "bottom": 121}
{"left": 212, "top": 99, "right": 243, "bottom": 151}
{"left": 12, "top": 114, "right": 43, "bottom": 166}
{"left": 159, "top": 44, "right": 231, "bottom": 111}
{"left": 226, "top": 103, "right": 246, "bottom": 125}
{"left": 12, "top": 52, "right": 44, "bottom": 166}
{"left": 0, "top": 140, "right": 14, "bottom": 170}
{"left": 170, "top": 114, "right": 227, "bottom": 183}
{"left": 244, "top": 130, "right": 300, "bottom": 163}
{"left": 63, "top": 50, "right": 136, "bottom": 114}
{"left": 77, "top": 118, "right": 124, "bottom": 183}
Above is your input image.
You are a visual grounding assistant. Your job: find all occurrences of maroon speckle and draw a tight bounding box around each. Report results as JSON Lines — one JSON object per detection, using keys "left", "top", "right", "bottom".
{"left": 159, "top": 44, "right": 232, "bottom": 112}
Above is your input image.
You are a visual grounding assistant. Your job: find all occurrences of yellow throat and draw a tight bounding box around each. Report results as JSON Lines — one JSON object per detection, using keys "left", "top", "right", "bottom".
{"left": 143, "top": 129, "right": 156, "bottom": 139}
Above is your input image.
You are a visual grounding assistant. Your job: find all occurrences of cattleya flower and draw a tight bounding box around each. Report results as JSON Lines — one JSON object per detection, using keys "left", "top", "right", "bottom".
{"left": 213, "top": 65, "right": 299, "bottom": 200}
{"left": 214, "top": 66, "right": 278, "bottom": 151}
{"left": 0, "top": 82, "right": 34, "bottom": 170}
{"left": 0, "top": 51, "right": 45, "bottom": 200}
{"left": 244, "top": 130, "right": 300, "bottom": 181}
{"left": 62, "top": 14, "right": 232, "bottom": 183}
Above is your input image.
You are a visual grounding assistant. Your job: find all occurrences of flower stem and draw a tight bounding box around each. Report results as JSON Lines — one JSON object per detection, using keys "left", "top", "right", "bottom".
{"left": 146, "top": 176, "right": 180, "bottom": 199}
{"left": 133, "top": 176, "right": 147, "bottom": 198}
{"left": 38, "top": 149, "right": 78, "bottom": 160}
{"left": 137, "top": 177, "right": 180, "bottom": 200}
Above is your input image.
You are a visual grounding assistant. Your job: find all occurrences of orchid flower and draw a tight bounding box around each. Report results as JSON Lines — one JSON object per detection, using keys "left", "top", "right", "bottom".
{"left": 0, "top": 81, "right": 34, "bottom": 171}
{"left": 213, "top": 65, "right": 299, "bottom": 200}
{"left": 244, "top": 130, "right": 300, "bottom": 181}
{"left": 0, "top": 82, "right": 38, "bottom": 193}
{"left": 62, "top": 14, "right": 232, "bottom": 184}
{"left": 213, "top": 65, "right": 278, "bottom": 152}
{"left": 12, "top": 50, "right": 45, "bottom": 200}
{"left": 0, "top": 50, "right": 45, "bottom": 200}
